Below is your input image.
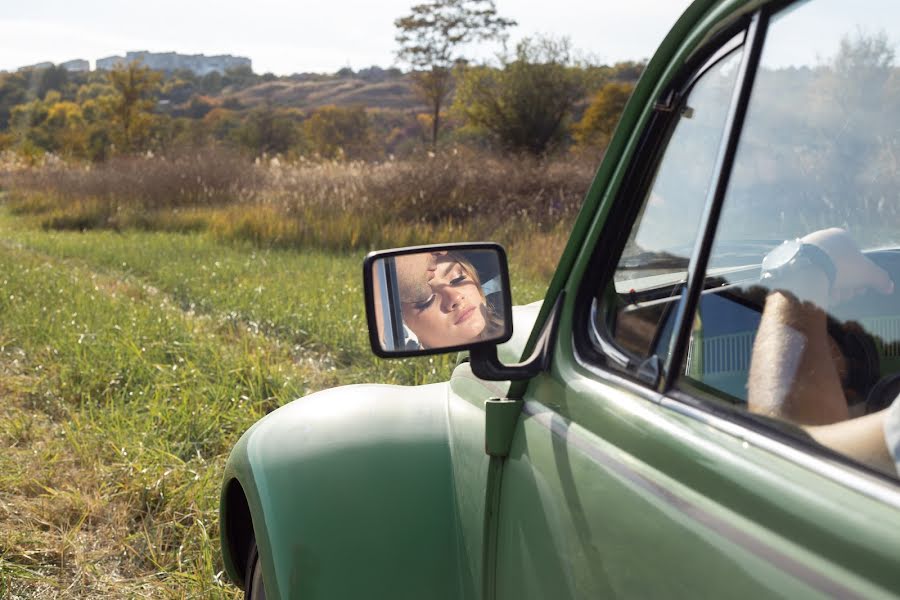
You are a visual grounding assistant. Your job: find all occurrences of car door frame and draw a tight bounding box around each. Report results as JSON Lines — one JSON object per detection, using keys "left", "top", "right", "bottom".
{"left": 571, "top": 0, "right": 900, "bottom": 499}
{"left": 491, "top": 0, "right": 900, "bottom": 598}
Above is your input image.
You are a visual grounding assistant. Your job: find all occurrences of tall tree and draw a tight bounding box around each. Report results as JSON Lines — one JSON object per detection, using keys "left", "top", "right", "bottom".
{"left": 105, "top": 61, "right": 161, "bottom": 153}
{"left": 395, "top": 0, "right": 515, "bottom": 149}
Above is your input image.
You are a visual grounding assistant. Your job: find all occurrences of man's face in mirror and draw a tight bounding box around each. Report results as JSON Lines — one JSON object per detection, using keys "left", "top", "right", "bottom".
{"left": 395, "top": 252, "right": 444, "bottom": 304}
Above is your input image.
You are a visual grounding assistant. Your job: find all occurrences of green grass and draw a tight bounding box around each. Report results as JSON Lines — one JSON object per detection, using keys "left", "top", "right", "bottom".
{"left": 0, "top": 234, "right": 306, "bottom": 597}
{"left": 1, "top": 213, "right": 547, "bottom": 380}
{"left": 0, "top": 210, "right": 549, "bottom": 597}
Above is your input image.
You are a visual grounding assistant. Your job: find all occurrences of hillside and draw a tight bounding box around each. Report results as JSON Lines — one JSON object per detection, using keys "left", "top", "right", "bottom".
{"left": 230, "top": 75, "right": 424, "bottom": 111}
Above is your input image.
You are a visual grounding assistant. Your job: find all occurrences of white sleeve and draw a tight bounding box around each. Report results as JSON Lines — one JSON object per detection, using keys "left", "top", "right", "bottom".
{"left": 882, "top": 397, "right": 900, "bottom": 475}
{"left": 402, "top": 323, "right": 421, "bottom": 351}
{"left": 482, "top": 276, "right": 501, "bottom": 296}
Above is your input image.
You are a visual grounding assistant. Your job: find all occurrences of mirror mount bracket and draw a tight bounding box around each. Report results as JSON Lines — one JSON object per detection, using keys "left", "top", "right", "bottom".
{"left": 470, "top": 293, "right": 564, "bottom": 382}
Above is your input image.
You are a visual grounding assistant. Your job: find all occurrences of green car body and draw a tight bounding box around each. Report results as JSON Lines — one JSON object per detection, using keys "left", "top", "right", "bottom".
{"left": 220, "top": 0, "right": 900, "bottom": 597}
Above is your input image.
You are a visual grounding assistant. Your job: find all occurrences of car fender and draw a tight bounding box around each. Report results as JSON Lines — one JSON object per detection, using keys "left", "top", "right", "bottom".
{"left": 220, "top": 381, "right": 461, "bottom": 599}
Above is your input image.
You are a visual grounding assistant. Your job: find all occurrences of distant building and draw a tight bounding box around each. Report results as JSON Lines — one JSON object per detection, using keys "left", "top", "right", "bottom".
{"left": 96, "top": 55, "right": 126, "bottom": 70}
{"left": 17, "top": 61, "right": 53, "bottom": 72}
{"left": 16, "top": 52, "right": 253, "bottom": 76}
{"left": 97, "top": 56, "right": 125, "bottom": 71}
{"left": 96, "top": 51, "right": 252, "bottom": 75}
{"left": 60, "top": 59, "right": 89, "bottom": 72}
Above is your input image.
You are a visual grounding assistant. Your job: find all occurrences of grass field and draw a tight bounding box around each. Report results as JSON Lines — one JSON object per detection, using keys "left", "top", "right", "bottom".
{"left": 0, "top": 209, "right": 550, "bottom": 598}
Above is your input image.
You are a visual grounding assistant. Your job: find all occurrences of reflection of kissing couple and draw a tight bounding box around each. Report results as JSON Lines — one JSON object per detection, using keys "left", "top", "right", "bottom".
{"left": 395, "top": 252, "right": 502, "bottom": 349}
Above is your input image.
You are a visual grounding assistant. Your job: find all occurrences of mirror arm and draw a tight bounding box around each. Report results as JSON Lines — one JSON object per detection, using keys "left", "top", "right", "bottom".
{"left": 470, "top": 293, "right": 564, "bottom": 381}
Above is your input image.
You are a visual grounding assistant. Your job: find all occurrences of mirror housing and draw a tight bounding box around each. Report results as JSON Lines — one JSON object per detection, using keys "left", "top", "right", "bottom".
{"left": 363, "top": 243, "right": 513, "bottom": 358}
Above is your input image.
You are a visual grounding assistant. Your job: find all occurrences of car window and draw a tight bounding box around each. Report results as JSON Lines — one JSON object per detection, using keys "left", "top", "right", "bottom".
{"left": 593, "top": 36, "right": 745, "bottom": 363}
{"left": 681, "top": 0, "right": 900, "bottom": 479}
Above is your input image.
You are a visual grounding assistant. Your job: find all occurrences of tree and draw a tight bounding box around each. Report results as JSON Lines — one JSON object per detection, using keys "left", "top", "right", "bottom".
{"left": 221, "top": 66, "right": 259, "bottom": 91}
{"left": 830, "top": 29, "right": 896, "bottom": 115}
{"left": 394, "top": 0, "right": 515, "bottom": 149}
{"left": 572, "top": 81, "right": 635, "bottom": 151}
{"left": 303, "top": 105, "right": 373, "bottom": 159}
{"left": 75, "top": 81, "right": 114, "bottom": 104}
{"left": 0, "top": 72, "right": 31, "bottom": 129}
{"left": 38, "top": 65, "right": 70, "bottom": 100}
{"left": 453, "top": 36, "right": 585, "bottom": 154}
{"left": 235, "top": 107, "right": 299, "bottom": 156}
{"left": 203, "top": 107, "right": 242, "bottom": 141}
{"left": 44, "top": 100, "right": 88, "bottom": 157}
{"left": 161, "top": 76, "right": 196, "bottom": 105}
{"left": 105, "top": 61, "right": 162, "bottom": 153}
{"left": 183, "top": 95, "right": 217, "bottom": 119}
{"left": 199, "top": 71, "right": 224, "bottom": 95}
{"left": 9, "top": 92, "right": 89, "bottom": 158}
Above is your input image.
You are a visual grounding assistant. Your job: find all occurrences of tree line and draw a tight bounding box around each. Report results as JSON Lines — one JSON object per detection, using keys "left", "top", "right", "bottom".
{"left": 0, "top": 0, "right": 643, "bottom": 162}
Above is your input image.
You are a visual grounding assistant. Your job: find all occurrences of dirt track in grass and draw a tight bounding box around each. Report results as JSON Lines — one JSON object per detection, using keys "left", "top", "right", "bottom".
{"left": 0, "top": 212, "right": 547, "bottom": 597}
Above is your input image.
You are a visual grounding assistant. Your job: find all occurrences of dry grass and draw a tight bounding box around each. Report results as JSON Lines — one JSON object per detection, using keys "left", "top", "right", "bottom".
{"left": 0, "top": 147, "right": 596, "bottom": 281}
{"left": 10, "top": 147, "right": 261, "bottom": 209}
{"left": 1, "top": 147, "right": 262, "bottom": 231}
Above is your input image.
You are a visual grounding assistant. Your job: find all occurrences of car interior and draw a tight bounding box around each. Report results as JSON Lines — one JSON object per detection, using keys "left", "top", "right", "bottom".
{"left": 599, "top": 248, "right": 900, "bottom": 417}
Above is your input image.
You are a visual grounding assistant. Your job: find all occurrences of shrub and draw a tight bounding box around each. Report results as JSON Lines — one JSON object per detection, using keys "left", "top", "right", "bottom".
{"left": 572, "top": 81, "right": 635, "bottom": 151}
{"left": 303, "top": 106, "right": 374, "bottom": 160}
{"left": 453, "top": 37, "right": 585, "bottom": 154}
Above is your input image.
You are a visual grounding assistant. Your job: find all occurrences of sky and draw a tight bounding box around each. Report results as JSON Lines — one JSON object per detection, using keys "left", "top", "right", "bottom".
{"left": 0, "top": 1, "right": 694, "bottom": 75}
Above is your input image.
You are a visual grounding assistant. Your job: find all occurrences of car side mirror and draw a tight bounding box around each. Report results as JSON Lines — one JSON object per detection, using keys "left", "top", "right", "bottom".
{"left": 363, "top": 243, "right": 513, "bottom": 358}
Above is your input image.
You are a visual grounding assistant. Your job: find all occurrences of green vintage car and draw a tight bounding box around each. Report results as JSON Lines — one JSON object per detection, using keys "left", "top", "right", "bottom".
{"left": 220, "top": 0, "right": 900, "bottom": 597}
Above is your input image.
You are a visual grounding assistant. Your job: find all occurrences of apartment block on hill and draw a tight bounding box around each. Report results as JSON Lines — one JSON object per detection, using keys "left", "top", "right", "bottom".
{"left": 96, "top": 51, "right": 251, "bottom": 75}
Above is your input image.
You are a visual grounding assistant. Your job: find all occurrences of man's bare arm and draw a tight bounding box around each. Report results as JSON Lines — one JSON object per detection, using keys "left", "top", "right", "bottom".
{"left": 748, "top": 281, "right": 848, "bottom": 425}
{"left": 806, "top": 411, "right": 895, "bottom": 475}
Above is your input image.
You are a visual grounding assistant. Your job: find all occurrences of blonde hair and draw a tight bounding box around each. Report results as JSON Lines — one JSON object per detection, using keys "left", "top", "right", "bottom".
{"left": 444, "top": 252, "right": 504, "bottom": 341}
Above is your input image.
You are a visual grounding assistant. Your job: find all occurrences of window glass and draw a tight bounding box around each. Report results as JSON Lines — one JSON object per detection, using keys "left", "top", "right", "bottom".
{"left": 599, "top": 40, "right": 744, "bottom": 359}
{"left": 684, "top": 0, "right": 900, "bottom": 479}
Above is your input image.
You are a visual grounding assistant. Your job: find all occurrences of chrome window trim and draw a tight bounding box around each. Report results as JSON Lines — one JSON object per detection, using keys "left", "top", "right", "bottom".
{"left": 520, "top": 397, "right": 880, "bottom": 598}
{"left": 661, "top": 393, "right": 900, "bottom": 509}
{"left": 573, "top": 335, "right": 900, "bottom": 509}
{"left": 573, "top": 336, "right": 666, "bottom": 406}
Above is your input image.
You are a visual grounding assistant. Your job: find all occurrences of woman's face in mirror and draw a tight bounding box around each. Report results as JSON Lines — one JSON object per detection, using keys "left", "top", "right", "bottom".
{"left": 401, "top": 255, "right": 487, "bottom": 348}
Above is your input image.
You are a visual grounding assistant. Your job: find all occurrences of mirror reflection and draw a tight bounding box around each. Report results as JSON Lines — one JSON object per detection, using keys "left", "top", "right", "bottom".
{"left": 372, "top": 249, "right": 507, "bottom": 352}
